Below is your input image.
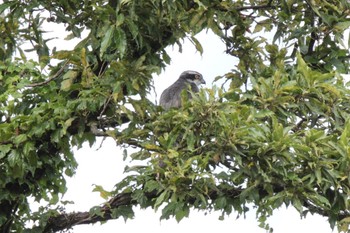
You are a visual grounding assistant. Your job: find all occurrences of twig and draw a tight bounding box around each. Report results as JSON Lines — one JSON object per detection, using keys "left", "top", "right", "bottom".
{"left": 292, "top": 118, "right": 307, "bottom": 133}
{"left": 98, "top": 95, "right": 113, "bottom": 131}
{"left": 26, "top": 60, "right": 69, "bottom": 87}
{"left": 0, "top": 141, "right": 12, "bottom": 145}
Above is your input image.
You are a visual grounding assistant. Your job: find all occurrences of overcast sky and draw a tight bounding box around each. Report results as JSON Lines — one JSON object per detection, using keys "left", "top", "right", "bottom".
{"left": 45, "top": 30, "right": 337, "bottom": 232}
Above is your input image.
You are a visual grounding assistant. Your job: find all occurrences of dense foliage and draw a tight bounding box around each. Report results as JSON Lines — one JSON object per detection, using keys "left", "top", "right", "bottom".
{"left": 1, "top": 0, "right": 350, "bottom": 232}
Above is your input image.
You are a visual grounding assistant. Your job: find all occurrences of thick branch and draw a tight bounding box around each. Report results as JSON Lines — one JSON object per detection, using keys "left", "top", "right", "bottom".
{"left": 42, "top": 188, "right": 237, "bottom": 232}
{"left": 40, "top": 181, "right": 350, "bottom": 232}
{"left": 43, "top": 192, "right": 136, "bottom": 232}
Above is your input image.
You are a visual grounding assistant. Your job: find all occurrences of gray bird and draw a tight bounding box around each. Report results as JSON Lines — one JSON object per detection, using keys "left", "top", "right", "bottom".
{"left": 159, "top": 70, "right": 205, "bottom": 110}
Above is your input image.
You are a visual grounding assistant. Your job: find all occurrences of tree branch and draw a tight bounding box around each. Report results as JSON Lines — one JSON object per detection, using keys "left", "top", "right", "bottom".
{"left": 39, "top": 179, "right": 350, "bottom": 232}
{"left": 41, "top": 187, "right": 239, "bottom": 232}
{"left": 26, "top": 61, "right": 69, "bottom": 87}
{"left": 43, "top": 192, "right": 136, "bottom": 232}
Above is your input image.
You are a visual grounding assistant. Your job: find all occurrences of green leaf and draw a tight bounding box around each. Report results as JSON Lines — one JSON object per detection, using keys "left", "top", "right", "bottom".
{"left": 296, "top": 52, "right": 312, "bottom": 81}
{"left": 65, "top": 167, "right": 75, "bottom": 177}
{"left": 14, "top": 134, "right": 27, "bottom": 145}
{"left": 194, "top": 0, "right": 207, "bottom": 9}
{"left": 116, "top": 13, "right": 125, "bottom": 27}
{"left": 309, "top": 193, "right": 331, "bottom": 207}
{"left": 292, "top": 197, "right": 303, "bottom": 213}
{"left": 122, "top": 149, "right": 128, "bottom": 161}
{"left": 111, "top": 206, "right": 134, "bottom": 221}
{"left": 162, "top": 50, "right": 171, "bottom": 64}
{"left": 0, "top": 144, "right": 12, "bottom": 159}
{"left": 114, "top": 28, "right": 127, "bottom": 57}
{"left": 100, "top": 26, "right": 115, "bottom": 57}
{"left": 23, "top": 142, "right": 34, "bottom": 155}
{"left": 339, "top": 121, "right": 350, "bottom": 146}
{"left": 175, "top": 204, "right": 189, "bottom": 222}
{"left": 124, "top": 165, "right": 147, "bottom": 173}
{"left": 144, "top": 180, "right": 160, "bottom": 193}
{"left": 92, "top": 185, "right": 112, "bottom": 200}
{"left": 52, "top": 50, "right": 74, "bottom": 60}
{"left": 49, "top": 193, "right": 59, "bottom": 205}
{"left": 189, "top": 36, "right": 203, "bottom": 55}
{"left": 253, "top": 24, "right": 263, "bottom": 33}
{"left": 255, "top": 109, "right": 274, "bottom": 119}
{"left": 60, "top": 70, "right": 79, "bottom": 91}
{"left": 190, "top": 11, "right": 204, "bottom": 28}
{"left": 154, "top": 190, "right": 169, "bottom": 210}
{"left": 334, "top": 21, "right": 350, "bottom": 31}
{"left": 125, "top": 19, "right": 139, "bottom": 40}
{"left": 208, "top": 18, "right": 223, "bottom": 37}
{"left": 89, "top": 206, "right": 104, "bottom": 218}
{"left": 0, "top": 1, "right": 16, "bottom": 14}
{"left": 160, "top": 202, "right": 176, "bottom": 220}
{"left": 37, "top": 45, "right": 50, "bottom": 68}
{"left": 339, "top": 217, "right": 350, "bottom": 233}
{"left": 62, "top": 117, "right": 76, "bottom": 134}
{"left": 214, "top": 197, "right": 227, "bottom": 209}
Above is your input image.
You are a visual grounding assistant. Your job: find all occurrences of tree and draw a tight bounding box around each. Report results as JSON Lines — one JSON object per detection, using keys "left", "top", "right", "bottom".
{"left": 1, "top": 0, "right": 350, "bottom": 232}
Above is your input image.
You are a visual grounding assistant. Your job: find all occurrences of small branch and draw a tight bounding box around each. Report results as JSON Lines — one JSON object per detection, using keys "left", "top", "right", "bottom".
{"left": 0, "top": 141, "right": 12, "bottom": 145}
{"left": 307, "top": 32, "right": 317, "bottom": 55}
{"left": 303, "top": 199, "right": 350, "bottom": 221}
{"left": 292, "top": 118, "right": 307, "bottom": 133}
{"left": 99, "top": 95, "right": 113, "bottom": 120}
{"left": 88, "top": 114, "right": 131, "bottom": 137}
{"left": 97, "top": 114, "right": 130, "bottom": 128}
{"left": 98, "top": 95, "right": 113, "bottom": 131}
{"left": 26, "top": 61, "right": 69, "bottom": 87}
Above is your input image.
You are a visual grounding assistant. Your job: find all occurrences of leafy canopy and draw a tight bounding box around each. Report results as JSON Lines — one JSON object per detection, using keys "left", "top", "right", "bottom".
{"left": 1, "top": 0, "right": 350, "bottom": 232}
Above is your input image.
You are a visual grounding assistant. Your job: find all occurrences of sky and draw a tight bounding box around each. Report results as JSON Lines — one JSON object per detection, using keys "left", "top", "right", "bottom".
{"left": 49, "top": 30, "right": 336, "bottom": 233}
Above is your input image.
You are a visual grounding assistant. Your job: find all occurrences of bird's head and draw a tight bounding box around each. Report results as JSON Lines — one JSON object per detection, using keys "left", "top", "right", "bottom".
{"left": 179, "top": 70, "right": 206, "bottom": 86}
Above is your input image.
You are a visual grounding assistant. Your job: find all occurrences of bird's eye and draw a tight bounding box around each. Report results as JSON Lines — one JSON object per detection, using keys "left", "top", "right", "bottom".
{"left": 195, "top": 74, "right": 200, "bottom": 79}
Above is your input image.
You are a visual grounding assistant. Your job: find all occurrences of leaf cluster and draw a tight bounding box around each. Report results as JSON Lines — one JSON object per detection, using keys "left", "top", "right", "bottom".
{"left": 1, "top": 0, "right": 350, "bottom": 232}
{"left": 117, "top": 54, "right": 350, "bottom": 230}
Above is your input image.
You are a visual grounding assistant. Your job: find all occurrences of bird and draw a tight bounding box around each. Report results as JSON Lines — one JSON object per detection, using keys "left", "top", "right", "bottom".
{"left": 159, "top": 70, "right": 205, "bottom": 110}
{"left": 156, "top": 71, "right": 205, "bottom": 177}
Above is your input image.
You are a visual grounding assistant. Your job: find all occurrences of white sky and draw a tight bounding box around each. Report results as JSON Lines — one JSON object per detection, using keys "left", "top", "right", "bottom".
{"left": 52, "top": 31, "right": 336, "bottom": 232}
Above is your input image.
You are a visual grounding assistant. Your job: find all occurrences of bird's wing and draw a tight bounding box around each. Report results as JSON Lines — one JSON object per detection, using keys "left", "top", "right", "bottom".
{"left": 160, "top": 81, "right": 186, "bottom": 109}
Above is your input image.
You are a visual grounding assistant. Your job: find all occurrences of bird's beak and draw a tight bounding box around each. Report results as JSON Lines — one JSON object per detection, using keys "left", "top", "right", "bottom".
{"left": 201, "top": 76, "right": 206, "bottom": 85}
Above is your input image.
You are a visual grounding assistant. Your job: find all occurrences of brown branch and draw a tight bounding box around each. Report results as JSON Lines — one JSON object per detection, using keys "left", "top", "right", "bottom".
{"left": 303, "top": 199, "right": 350, "bottom": 221}
{"left": 97, "top": 113, "right": 131, "bottom": 128}
{"left": 39, "top": 179, "right": 350, "bottom": 232}
{"left": 41, "top": 187, "right": 240, "bottom": 232}
{"left": 66, "top": 113, "right": 131, "bottom": 137}
{"left": 292, "top": 118, "right": 307, "bottom": 133}
{"left": 0, "top": 141, "right": 12, "bottom": 145}
{"left": 43, "top": 192, "right": 136, "bottom": 232}
{"left": 26, "top": 61, "right": 69, "bottom": 87}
